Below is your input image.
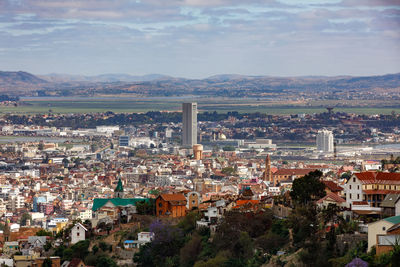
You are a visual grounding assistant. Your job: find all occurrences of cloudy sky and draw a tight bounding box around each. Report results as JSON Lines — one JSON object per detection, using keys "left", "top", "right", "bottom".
{"left": 0, "top": 0, "right": 399, "bottom": 78}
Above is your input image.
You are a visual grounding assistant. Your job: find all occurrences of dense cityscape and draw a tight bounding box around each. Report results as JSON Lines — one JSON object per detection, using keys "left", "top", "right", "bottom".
{"left": 1, "top": 0, "right": 400, "bottom": 266}
{"left": 0, "top": 102, "right": 397, "bottom": 266}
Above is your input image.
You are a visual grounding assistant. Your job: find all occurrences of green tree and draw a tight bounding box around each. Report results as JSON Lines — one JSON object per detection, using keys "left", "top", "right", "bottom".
{"left": 222, "top": 146, "right": 235, "bottom": 151}
{"left": 290, "top": 170, "right": 326, "bottom": 205}
{"left": 36, "top": 229, "right": 52, "bottom": 237}
{"left": 221, "top": 167, "right": 235, "bottom": 176}
{"left": 136, "top": 200, "right": 155, "bottom": 215}
{"left": 42, "top": 258, "right": 52, "bottom": 267}
{"left": 71, "top": 239, "right": 90, "bottom": 259}
{"left": 180, "top": 233, "right": 202, "bottom": 267}
{"left": 20, "top": 212, "right": 32, "bottom": 226}
{"left": 96, "top": 256, "right": 118, "bottom": 267}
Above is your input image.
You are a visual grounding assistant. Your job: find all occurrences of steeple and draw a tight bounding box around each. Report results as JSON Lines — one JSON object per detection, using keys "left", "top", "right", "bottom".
{"left": 264, "top": 154, "right": 272, "bottom": 182}
{"left": 114, "top": 176, "right": 124, "bottom": 198}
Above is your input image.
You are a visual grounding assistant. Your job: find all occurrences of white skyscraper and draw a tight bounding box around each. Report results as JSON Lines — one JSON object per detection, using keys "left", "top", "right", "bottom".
{"left": 182, "top": 102, "right": 197, "bottom": 146}
{"left": 316, "top": 130, "right": 334, "bottom": 153}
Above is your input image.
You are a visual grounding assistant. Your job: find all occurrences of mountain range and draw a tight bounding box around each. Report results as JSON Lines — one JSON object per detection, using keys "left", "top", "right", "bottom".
{"left": 0, "top": 70, "right": 399, "bottom": 97}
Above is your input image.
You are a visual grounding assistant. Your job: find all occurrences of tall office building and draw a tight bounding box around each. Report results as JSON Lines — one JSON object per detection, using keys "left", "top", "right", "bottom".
{"left": 182, "top": 102, "right": 197, "bottom": 146}
{"left": 316, "top": 130, "right": 334, "bottom": 153}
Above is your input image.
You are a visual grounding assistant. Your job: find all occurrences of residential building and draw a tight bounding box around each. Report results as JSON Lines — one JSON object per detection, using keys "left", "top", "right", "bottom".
{"left": 368, "top": 215, "right": 400, "bottom": 251}
{"left": 156, "top": 194, "right": 187, "bottom": 218}
{"left": 70, "top": 223, "right": 87, "bottom": 245}
{"left": 345, "top": 172, "right": 400, "bottom": 212}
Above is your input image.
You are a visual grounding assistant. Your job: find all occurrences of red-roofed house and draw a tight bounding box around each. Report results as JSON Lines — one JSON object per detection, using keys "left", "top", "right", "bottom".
{"left": 272, "top": 168, "right": 316, "bottom": 185}
{"left": 345, "top": 172, "right": 400, "bottom": 213}
{"left": 323, "top": 181, "right": 343, "bottom": 196}
{"left": 317, "top": 192, "right": 347, "bottom": 208}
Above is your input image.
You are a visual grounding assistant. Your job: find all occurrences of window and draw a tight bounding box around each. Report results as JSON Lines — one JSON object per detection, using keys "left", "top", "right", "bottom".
{"left": 357, "top": 194, "right": 360, "bottom": 199}
{"left": 357, "top": 185, "right": 360, "bottom": 190}
{"left": 159, "top": 211, "right": 162, "bottom": 215}
{"left": 77, "top": 232, "right": 80, "bottom": 236}
{"left": 349, "top": 185, "right": 352, "bottom": 190}
{"left": 353, "top": 178, "right": 355, "bottom": 182}
{"left": 349, "top": 194, "right": 352, "bottom": 199}
{"left": 159, "top": 203, "right": 162, "bottom": 207}
{"left": 383, "top": 227, "right": 386, "bottom": 231}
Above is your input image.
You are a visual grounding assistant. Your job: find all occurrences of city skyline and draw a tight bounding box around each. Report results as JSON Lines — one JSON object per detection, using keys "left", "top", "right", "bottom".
{"left": 0, "top": 0, "right": 399, "bottom": 78}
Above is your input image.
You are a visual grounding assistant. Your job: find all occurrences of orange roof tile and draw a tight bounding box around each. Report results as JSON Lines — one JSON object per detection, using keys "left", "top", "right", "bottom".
{"left": 317, "top": 192, "right": 346, "bottom": 204}
{"left": 160, "top": 194, "right": 187, "bottom": 201}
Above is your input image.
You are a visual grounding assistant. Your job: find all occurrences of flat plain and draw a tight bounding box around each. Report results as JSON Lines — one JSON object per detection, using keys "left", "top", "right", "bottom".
{"left": 1, "top": 97, "right": 399, "bottom": 115}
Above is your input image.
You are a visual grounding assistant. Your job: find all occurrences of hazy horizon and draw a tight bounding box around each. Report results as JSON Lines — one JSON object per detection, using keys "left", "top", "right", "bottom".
{"left": 0, "top": 0, "right": 399, "bottom": 78}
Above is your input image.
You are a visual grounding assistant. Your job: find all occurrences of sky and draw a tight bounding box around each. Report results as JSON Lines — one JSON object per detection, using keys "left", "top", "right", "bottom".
{"left": 0, "top": 0, "right": 399, "bottom": 78}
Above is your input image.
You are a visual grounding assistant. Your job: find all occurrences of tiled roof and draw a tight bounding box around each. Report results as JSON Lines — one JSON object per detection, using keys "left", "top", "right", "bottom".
{"left": 384, "top": 215, "right": 400, "bottom": 225}
{"left": 323, "top": 181, "right": 343, "bottom": 192}
{"left": 354, "top": 172, "right": 400, "bottom": 184}
{"left": 317, "top": 192, "right": 346, "bottom": 204}
{"left": 274, "top": 168, "right": 316, "bottom": 176}
{"left": 160, "top": 194, "right": 187, "bottom": 202}
{"left": 363, "top": 190, "right": 394, "bottom": 195}
{"left": 380, "top": 194, "right": 400, "bottom": 208}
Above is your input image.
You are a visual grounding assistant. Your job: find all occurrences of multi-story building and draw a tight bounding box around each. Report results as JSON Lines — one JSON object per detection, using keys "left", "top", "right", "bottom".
{"left": 316, "top": 130, "right": 334, "bottom": 153}
{"left": 182, "top": 102, "right": 197, "bottom": 147}
{"left": 119, "top": 135, "right": 130, "bottom": 147}
{"left": 345, "top": 172, "right": 400, "bottom": 212}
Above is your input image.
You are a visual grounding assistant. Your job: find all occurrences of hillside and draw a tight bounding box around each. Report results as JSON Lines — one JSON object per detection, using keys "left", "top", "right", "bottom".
{"left": 0, "top": 71, "right": 48, "bottom": 91}
{"left": 0, "top": 70, "right": 399, "bottom": 97}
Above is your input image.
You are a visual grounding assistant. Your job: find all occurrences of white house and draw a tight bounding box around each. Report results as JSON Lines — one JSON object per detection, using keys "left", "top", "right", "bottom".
{"left": 124, "top": 232, "right": 154, "bottom": 249}
{"left": 344, "top": 174, "right": 364, "bottom": 207}
{"left": 70, "top": 223, "right": 87, "bottom": 244}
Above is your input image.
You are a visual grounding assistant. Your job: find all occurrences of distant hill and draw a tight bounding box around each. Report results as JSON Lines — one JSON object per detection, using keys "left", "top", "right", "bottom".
{"left": 40, "top": 73, "right": 171, "bottom": 83}
{"left": 0, "top": 70, "right": 399, "bottom": 97}
{"left": 0, "top": 71, "right": 48, "bottom": 92}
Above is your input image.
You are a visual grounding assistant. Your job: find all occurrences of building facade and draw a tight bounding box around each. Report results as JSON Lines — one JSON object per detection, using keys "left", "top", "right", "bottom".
{"left": 316, "top": 130, "right": 334, "bottom": 153}
{"left": 182, "top": 102, "right": 197, "bottom": 147}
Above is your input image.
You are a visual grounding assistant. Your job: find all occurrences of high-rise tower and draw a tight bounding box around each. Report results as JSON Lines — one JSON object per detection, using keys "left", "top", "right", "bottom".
{"left": 182, "top": 102, "right": 198, "bottom": 147}
{"left": 316, "top": 130, "right": 334, "bottom": 153}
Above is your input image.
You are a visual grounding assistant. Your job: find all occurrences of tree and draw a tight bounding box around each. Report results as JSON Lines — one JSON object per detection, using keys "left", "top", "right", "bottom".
{"left": 180, "top": 233, "right": 202, "bottom": 267}
{"left": 38, "top": 142, "right": 44, "bottom": 151}
{"left": 20, "top": 212, "right": 32, "bottom": 226}
{"left": 62, "top": 157, "right": 69, "bottom": 167}
{"left": 136, "top": 200, "right": 155, "bottom": 215}
{"left": 290, "top": 170, "right": 326, "bottom": 205}
{"left": 221, "top": 167, "right": 235, "bottom": 176}
{"left": 36, "top": 229, "right": 52, "bottom": 237}
{"left": 222, "top": 146, "right": 235, "bottom": 151}
{"left": 42, "top": 258, "right": 52, "bottom": 267}
{"left": 71, "top": 240, "right": 90, "bottom": 259}
{"left": 96, "top": 256, "right": 118, "bottom": 267}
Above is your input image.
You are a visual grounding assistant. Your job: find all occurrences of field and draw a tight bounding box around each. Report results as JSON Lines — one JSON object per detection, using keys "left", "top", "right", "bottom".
{"left": 1, "top": 97, "right": 399, "bottom": 115}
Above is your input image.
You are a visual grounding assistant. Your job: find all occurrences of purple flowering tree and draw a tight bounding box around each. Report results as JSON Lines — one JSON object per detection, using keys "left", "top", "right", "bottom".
{"left": 346, "top": 257, "right": 368, "bottom": 267}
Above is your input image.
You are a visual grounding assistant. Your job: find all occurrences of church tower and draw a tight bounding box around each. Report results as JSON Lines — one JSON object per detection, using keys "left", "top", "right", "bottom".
{"left": 264, "top": 154, "right": 272, "bottom": 182}
{"left": 114, "top": 176, "right": 124, "bottom": 198}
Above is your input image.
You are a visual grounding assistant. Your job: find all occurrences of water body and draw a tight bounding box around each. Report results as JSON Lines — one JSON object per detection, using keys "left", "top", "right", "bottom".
{"left": 0, "top": 136, "right": 71, "bottom": 143}
{"left": 374, "top": 143, "right": 400, "bottom": 149}
{"left": 20, "top": 96, "right": 201, "bottom": 101}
